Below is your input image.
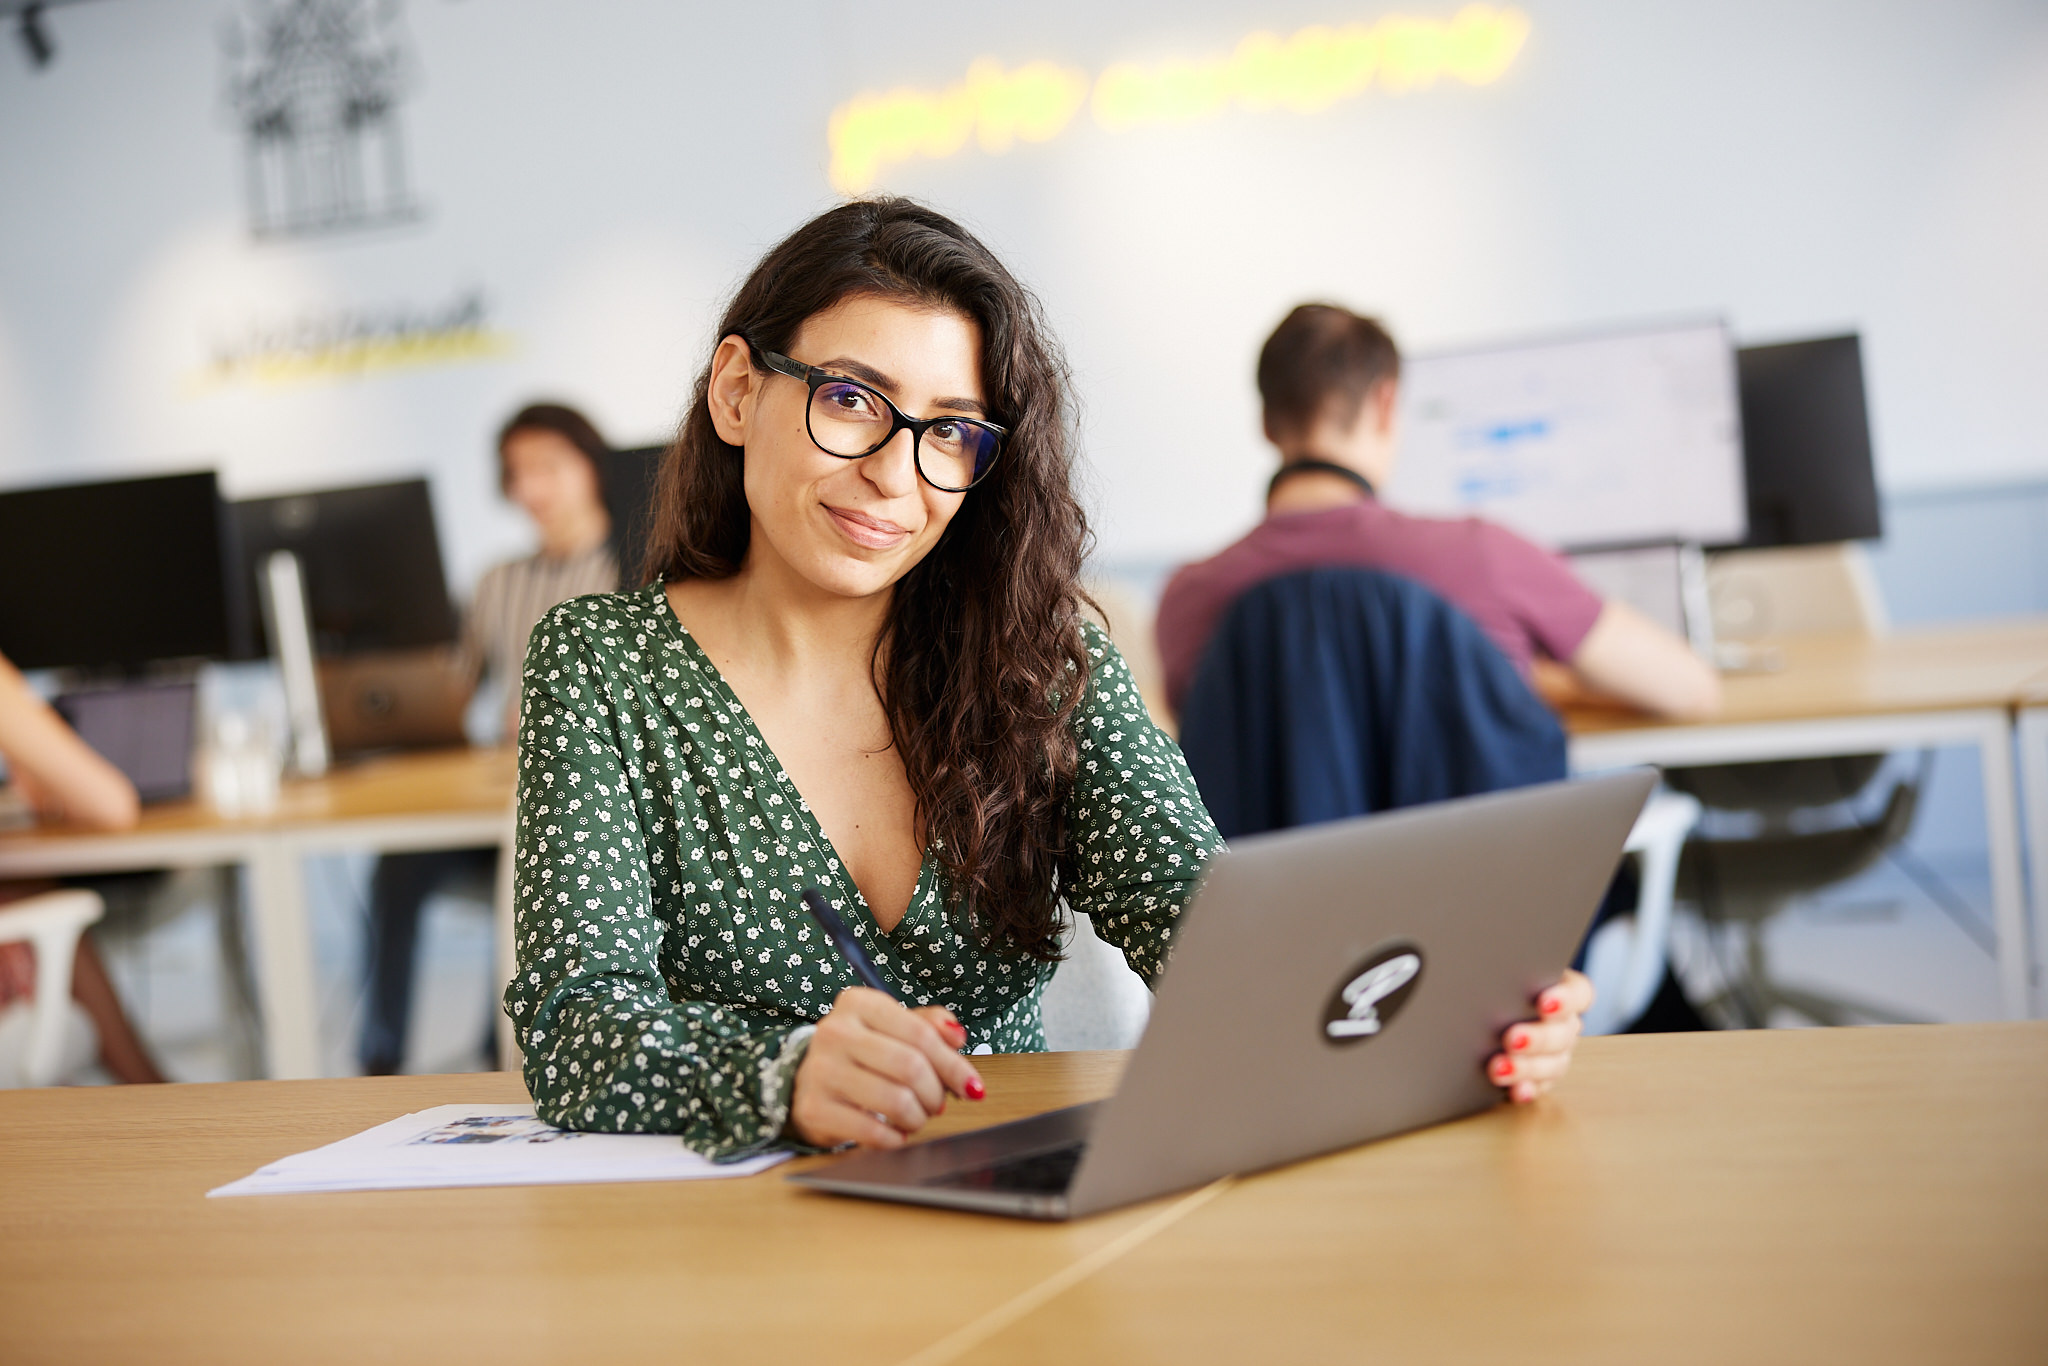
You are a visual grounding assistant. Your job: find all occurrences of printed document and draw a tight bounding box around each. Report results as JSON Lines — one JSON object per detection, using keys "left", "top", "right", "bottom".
{"left": 209, "top": 1103, "right": 790, "bottom": 1196}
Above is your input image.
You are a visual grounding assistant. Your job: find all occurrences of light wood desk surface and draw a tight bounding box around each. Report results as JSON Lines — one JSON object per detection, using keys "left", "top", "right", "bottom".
{"left": 3, "top": 1025, "right": 2043, "bottom": 1366}
{"left": 0, "top": 744, "right": 516, "bottom": 868}
{"left": 1564, "top": 618, "right": 2048, "bottom": 736}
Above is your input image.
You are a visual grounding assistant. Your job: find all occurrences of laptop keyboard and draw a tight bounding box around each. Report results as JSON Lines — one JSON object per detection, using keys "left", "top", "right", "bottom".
{"left": 924, "top": 1142, "right": 1087, "bottom": 1194}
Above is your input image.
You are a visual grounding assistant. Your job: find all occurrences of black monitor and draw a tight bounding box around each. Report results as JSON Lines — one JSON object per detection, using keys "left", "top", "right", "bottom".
{"left": 600, "top": 444, "right": 664, "bottom": 590}
{"left": 230, "top": 479, "right": 457, "bottom": 658}
{"left": 0, "top": 471, "right": 233, "bottom": 672}
{"left": 1730, "top": 334, "right": 1882, "bottom": 547}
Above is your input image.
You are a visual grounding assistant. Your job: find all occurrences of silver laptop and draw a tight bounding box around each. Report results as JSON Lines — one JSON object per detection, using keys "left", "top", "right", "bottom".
{"left": 787, "top": 769, "right": 1655, "bottom": 1220}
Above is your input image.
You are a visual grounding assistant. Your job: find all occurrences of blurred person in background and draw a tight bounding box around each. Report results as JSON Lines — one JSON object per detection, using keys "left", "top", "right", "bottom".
{"left": 0, "top": 650, "right": 165, "bottom": 1084}
{"left": 358, "top": 403, "right": 621, "bottom": 1075}
{"left": 1156, "top": 304, "right": 1721, "bottom": 722}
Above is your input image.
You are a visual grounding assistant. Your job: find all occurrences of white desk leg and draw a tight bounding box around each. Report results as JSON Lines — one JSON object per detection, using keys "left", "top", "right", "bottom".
{"left": 2019, "top": 707, "right": 2048, "bottom": 1019}
{"left": 1976, "top": 714, "right": 2031, "bottom": 1020}
{"left": 245, "top": 841, "right": 324, "bottom": 1079}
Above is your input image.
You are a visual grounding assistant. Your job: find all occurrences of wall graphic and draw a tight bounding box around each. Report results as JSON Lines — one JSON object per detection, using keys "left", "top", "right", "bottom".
{"left": 193, "top": 288, "right": 513, "bottom": 392}
{"left": 222, "top": 0, "right": 420, "bottom": 240}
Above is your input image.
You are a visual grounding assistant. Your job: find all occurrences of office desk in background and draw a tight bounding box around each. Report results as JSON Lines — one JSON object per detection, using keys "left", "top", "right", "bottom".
{"left": 0, "top": 746, "right": 516, "bottom": 1079}
{"left": 4, "top": 624, "right": 2044, "bottom": 1080}
{"left": 1564, "top": 620, "right": 2048, "bottom": 1020}
{"left": 1, "top": 1027, "right": 2042, "bottom": 1366}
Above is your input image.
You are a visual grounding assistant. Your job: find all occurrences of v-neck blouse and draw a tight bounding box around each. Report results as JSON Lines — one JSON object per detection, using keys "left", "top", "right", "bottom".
{"left": 503, "top": 584, "right": 1223, "bottom": 1158}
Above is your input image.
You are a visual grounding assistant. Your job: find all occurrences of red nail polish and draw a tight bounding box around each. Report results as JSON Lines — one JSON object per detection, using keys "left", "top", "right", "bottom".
{"left": 1541, "top": 997, "right": 1562, "bottom": 1015}
{"left": 1508, "top": 1029, "right": 1528, "bottom": 1051}
{"left": 963, "top": 1077, "right": 986, "bottom": 1101}
{"left": 1491, "top": 1056, "right": 1513, "bottom": 1080}
{"left": 945, "top": 1021, "right": 967, "bottom": 1042}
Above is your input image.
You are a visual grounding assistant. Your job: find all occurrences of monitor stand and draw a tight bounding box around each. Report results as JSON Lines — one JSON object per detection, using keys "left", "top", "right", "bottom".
{"left": 259, "top": 549, "right": 330, "bottom": 777}
{"left": 1677, "top": 543, "right": 1718, "bottom": 663}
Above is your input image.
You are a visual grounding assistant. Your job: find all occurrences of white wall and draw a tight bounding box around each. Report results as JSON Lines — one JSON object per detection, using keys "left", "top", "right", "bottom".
{"left": 2, "top": 0, "right": 2043, "bottom": 592}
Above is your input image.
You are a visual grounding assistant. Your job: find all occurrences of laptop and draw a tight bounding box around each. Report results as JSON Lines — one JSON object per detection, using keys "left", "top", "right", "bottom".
{"left": 787, "top": 769, "right": 1656, "bottom": 1220}
{"left": 316, "top": 646, "right": 473, "bottom": 756}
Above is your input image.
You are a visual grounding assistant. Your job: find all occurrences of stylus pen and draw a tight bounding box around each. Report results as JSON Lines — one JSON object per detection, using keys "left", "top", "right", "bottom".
{"left": 800, "top": 886, "right": 900, "bottom": 1001}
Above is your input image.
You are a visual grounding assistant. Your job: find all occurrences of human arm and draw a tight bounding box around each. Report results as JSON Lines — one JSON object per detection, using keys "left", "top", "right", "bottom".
{"left": 1061, "top": 625, "right": 1226, "bottom": 985}
{"left": 1568, "top": 600, "right": 1722, "bottom": 721}
{"left": 1481, "top": 525, "right": 1720, "bottom": 722}
{"left": 503, "top": 606, "right": 811, "bottom": 1157}
{"left": 0, "top": 652, "right": 139, "bottom": 830}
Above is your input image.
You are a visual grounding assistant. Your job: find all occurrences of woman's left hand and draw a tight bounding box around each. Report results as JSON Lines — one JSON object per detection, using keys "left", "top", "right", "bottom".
{"left": 1487, "top": 967, "right": 1593, "bottom": 1104}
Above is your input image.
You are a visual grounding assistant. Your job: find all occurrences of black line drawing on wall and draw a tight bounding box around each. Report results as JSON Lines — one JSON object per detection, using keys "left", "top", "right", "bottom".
{"left": 222, "top": 0, "right": 422, "bottom": 240}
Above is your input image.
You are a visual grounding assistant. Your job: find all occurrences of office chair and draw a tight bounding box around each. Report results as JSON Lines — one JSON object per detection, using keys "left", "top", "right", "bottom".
{"left": 1676, "top": 542, "right": 1924, "bottom": 1027}
{"left": 1040, "top": 910, "right": 1155, "bottom": 1052}
{"left": 1177, "top": 568, "right": 1569, "bottom": 836}
{"left": 1176, "top": 568, "right": 1691, "bottom": 1031}
{"left": 1579, "top": 788, "right": 1702, "bottom": 1036}
{"left": 1671, "top": 755, "right": 1925, "bottom": 1027}
{"left": 0, "top": 888, "right": 104, "bottom": 1087}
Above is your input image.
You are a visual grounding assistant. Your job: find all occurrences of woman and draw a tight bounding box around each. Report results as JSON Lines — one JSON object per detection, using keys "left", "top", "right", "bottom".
{"left": 359, "top": 403, "right": 621, "bottom": 1075}
{"left": 0, "top": 650, "right": 164, "bottom": 1084}
{"left": 468, "top": 403, "right": 621, "bottom": 737}
{"left": 504, "top": 199, "right": 1591, "bottom": 1157}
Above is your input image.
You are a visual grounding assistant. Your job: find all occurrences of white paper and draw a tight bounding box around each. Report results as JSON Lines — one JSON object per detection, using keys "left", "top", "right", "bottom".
{"left": 208, "top": 1103, "right": 790, "bottom": 1197}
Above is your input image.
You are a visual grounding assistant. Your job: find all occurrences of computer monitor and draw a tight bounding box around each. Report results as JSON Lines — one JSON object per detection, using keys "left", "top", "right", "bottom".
{"left": 1726, "top": 334, "right": 1881, "bottom": 548}
{"left": 230, "top": 480, "right": 457, "bottom": 658}
{"left": 1389, "top": 319, "right": 1748, "bottom": 551}
{"left": 0, "top": 470, "right": 234, "bottom": 672}
{"left": 599, "top": 445, "right": 663, "bottom": 590}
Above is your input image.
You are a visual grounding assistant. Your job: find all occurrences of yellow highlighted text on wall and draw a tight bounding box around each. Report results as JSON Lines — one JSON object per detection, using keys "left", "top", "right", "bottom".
{"left": 826, "top": 6, "right": 1529, "bottom": 192}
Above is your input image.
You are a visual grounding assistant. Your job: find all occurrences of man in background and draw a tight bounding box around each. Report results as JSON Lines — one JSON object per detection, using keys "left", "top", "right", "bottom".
{"left": 1156, "top": 304, "right": 1721, "bottom": 722}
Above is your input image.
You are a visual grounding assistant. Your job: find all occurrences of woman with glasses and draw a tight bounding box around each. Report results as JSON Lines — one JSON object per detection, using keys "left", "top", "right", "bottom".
{"left": 503, "top": 199, "right": 1592, "bottom": 1156}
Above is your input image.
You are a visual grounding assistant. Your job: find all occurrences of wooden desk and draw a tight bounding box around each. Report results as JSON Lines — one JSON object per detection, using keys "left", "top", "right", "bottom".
{"left": 0, "top": 746, "right": 516, "bottom": 1079}
{"left": 1564, "top": 620, "right": 2048, "bottom": 1020}
{"left": 2, "top": 1028, "right": 2042, "bottom": 1366}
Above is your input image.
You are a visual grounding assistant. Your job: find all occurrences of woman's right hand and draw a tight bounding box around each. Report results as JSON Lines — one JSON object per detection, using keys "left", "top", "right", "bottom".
{"left": 787, "top": 988, "right": 986, "bottom": 1149}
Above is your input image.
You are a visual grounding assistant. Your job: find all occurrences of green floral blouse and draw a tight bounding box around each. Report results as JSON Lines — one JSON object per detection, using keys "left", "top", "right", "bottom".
{"left": 503, "top": 583, "right": 1224, "bottom": 1159}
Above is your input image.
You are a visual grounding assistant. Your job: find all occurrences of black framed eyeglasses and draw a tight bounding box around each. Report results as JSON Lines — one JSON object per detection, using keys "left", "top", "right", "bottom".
{"left": 748, "top": 342, "right": 1006, "bottom": 493}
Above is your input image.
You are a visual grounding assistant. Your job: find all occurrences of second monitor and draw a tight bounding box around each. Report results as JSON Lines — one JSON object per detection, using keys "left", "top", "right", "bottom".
{"left": 230, "top": 479, "right": 458, "bottom": 659}
{"left": 1390, "top": 318, "right": 1748, "bottom": 552}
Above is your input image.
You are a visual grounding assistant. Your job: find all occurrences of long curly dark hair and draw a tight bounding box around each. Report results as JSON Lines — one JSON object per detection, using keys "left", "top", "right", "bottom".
{"left": 640, "top": 198, "right": 1092, "bottom": 962}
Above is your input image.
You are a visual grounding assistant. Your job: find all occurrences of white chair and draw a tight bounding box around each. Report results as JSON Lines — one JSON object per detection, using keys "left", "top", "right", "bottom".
{"left": 1580, "top": 789, "right": 1703, "bottom": 1035}
{"left": 0, "top": 888, "right": 105, "bottom": 1086}
{"left": 1040, "top": 908, "right": 1153, "bottom": 1052}
{"left": 494, "top": 811, "right": 521, "bottom": 1070}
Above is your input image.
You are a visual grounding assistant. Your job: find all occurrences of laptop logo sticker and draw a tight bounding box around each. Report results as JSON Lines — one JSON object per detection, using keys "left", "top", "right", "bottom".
{"left": 1323, "top": 944, "right": 1424, "bottom": 1043}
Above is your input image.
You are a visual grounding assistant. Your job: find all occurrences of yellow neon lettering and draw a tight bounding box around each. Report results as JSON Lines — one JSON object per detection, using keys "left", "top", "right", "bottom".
{"left": 826, "top": 8, "right": 1528, "bottom": 191}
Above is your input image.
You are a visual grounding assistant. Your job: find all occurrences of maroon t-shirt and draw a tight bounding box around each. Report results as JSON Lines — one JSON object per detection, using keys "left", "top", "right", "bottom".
{"left": 1156, "top": 499, "right": 1606, "bottom": 713}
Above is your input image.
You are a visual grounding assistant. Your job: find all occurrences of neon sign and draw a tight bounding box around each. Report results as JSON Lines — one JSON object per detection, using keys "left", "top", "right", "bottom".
{"left": 827, "top": 5, "right": 1530, "bottom": 193}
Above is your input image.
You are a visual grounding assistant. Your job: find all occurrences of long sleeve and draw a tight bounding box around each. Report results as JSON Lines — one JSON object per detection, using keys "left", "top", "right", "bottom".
{"left": 503, "top": 604, "right": 811, "bottom": 1157}
{"left": 1063, "top": 624, "right": 1225, "bottom": 986}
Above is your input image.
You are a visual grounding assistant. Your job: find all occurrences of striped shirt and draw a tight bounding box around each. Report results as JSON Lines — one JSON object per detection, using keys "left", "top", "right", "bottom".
{"left": 464, "top": 542, "right": 619, "bottom": 705}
